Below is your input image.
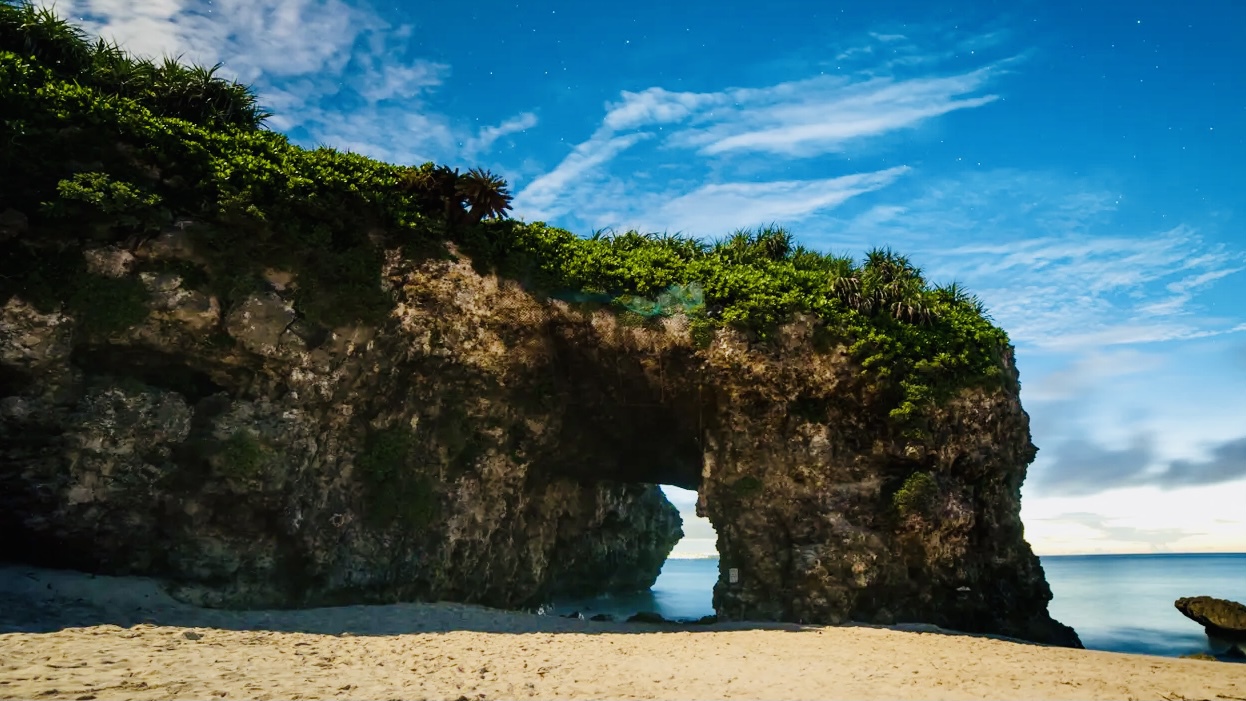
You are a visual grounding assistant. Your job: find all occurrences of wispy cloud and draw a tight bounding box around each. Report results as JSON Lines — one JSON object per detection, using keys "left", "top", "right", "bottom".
{"left": 826, "top": 171, "right": 1246, "bottom": 351}
{"left": 513, "top": 46, "right": 1006, "bottom": 232}
{"left": 598, "top": 62, "right": 1005, "bottom": 159}
{"left": 1137, "top": 266, "right": 1245, "bottom": 317}
{"left": 951, "top": 232, "right": 1246, "bottom": 350}
{"left": 1030, "top": 433, "right": 1246, "bottom": 497}
{"left": 512, "top": 131, "right": 653, "bottom": 223}
{"left": 1036, "top": 512, "right": 1200, "bottom": 549}
{"left": 670, "top": 70, "right": 1001, "bottom": 157}
{"left": 828, "top": 26, "right": 1015, "bottom": 73}
{"left": 652, "top": 168, "right": 911, "bottom": 235}
{"left": 464, "top": 112, "right": 539, "bottom": 158}
{"left": 43, "top": 0, "right": 535, "bottom": 164}
{"left": 1023, "top": 349, "right": 1167, "bottom": 402}
{"left": 54, "top": 0, "right": 371, "bottom": 81}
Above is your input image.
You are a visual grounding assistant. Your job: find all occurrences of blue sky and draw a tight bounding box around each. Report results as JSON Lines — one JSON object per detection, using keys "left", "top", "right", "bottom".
{"left": 54, "top": 0, "right": 1246, "bottom": 555}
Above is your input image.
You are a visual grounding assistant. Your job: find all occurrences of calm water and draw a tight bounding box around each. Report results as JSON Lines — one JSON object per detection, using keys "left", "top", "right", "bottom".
{"left": 1043, "top": 553, "right": 1246, "bottom": 658}
{"left": 553, "top": 553, "right": 1246, "bottom": 659}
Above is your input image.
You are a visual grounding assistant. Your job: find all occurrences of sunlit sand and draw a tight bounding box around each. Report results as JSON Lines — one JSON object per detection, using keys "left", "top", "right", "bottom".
{"left": 1, "top": 565, "right": 1242, "bottom": 701}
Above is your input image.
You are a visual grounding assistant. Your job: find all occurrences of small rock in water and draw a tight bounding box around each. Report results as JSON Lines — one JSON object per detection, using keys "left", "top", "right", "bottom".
{"left": 589, "top": 613, "right": 615, "bottom": 622}
{"left": 626, "top": 611, "right": 668, "bottom": 624}
{"left": 1174, "top": 596, "right": 1246, "bottom": 659}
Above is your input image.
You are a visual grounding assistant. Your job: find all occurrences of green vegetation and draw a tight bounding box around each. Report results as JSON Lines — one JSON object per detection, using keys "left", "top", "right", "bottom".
{"left": 689, "top": 317, "right": 716, "bottom": 349}
{"left": 1, "top": 2, "right": 1012, "bottom": 431}
{"left": 218, "top": 430, "right": 267, "bottom": 480}
{"left": 356, "top": 426, "right": 438, "bottom": 528}
{"left": 892, "top": 472, "right": 938, "bottom": 518}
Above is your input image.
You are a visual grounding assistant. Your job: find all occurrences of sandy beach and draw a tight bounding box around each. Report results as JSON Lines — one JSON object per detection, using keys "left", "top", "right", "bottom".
{"left": 0, "top": 564, "right": 1242, "bottom": 701}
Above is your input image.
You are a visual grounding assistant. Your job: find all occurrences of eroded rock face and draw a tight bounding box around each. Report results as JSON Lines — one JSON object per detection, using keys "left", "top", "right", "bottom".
{"left": 0, "top": 298, "right": 73, "bottom": 375}
{"left": 0, "top": 244, "right": 684, "bottom": 610}
{"left": 692, "top": 322, "right": 1079, "bottom": 646}
{"left": 0, "top": 242, "right": 1077, "bottom": 646}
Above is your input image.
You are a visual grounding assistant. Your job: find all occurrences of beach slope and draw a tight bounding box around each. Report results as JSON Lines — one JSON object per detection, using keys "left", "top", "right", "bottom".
{"left": 0, "top": 565, "right": 1241, "bottom": 701}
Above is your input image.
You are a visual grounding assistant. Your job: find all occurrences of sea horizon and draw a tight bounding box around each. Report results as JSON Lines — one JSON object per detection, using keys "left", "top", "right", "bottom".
{"left": 556, "top": 551, "right": 1246, "bottom": 662}
{"left": 667, "top": 550, "right": 1246, "bottom": 559}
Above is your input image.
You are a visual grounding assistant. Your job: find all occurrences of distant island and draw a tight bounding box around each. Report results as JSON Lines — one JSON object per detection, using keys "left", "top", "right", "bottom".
{"left": 0, "top": 1, "right": 1075, "bottom": 646}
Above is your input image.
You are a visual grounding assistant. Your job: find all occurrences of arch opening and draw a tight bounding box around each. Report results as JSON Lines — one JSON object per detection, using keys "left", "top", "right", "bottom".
{"left": 544, "top": 483, "right": 720, "bottom": 624}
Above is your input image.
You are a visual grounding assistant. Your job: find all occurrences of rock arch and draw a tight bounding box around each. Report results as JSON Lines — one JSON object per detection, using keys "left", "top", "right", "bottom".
{"left": 0, "top": 247, "right": 1078, "bottom": 646}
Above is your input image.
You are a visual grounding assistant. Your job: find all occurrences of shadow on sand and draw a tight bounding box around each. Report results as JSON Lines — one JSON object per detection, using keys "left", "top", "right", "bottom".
{"left": 0, "top": 562, "right": 1047, "bottom": 648}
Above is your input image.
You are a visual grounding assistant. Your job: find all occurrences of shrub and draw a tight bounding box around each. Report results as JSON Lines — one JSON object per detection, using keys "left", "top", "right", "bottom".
{"left": 892, "top": 472, "right": 938, "bottom": 518}
{"left": 689, "top": 317, "right": 716, "bottom": 349}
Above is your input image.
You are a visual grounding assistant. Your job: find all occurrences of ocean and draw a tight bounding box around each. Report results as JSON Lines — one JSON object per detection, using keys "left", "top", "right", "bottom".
{"left": 552, "top": 553, "right": 1246, "bottom": 660}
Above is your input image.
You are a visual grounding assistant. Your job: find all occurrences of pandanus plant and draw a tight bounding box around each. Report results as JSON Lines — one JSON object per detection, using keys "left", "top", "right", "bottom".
{"left": 830, "top": 247, "right": 937, "bottom": 325}
{"left": 150, "top": 57, "right": 270, "bottom": 129}
{"left": 0, "top": 2, "right": 92, "bottom": 73}
{"left": 455, "top": 167, "right": 512, "bottom": 225}
{"left": 754, "top": 225, "right": 793, "bottom": 261}
{"left": 399, "top": 165, "right": 513, "bottom": 228}
{"left": 713, "top": 226, "right": 794, "bottom": 264}
{"left": 1, "top": 2, "right": 268, "bottom": 129}
{"left": 935, "top": 281, "right": 992, "bottom": 319}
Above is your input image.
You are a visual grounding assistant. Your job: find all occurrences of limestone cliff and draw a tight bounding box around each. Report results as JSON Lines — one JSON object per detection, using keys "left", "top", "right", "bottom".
{"left": 0, "top": 7, "right": 1079, "bottom": 646}
{"left": 1, "top": 232, "right": 1076, "bottom": 646}
{"left": 0, "top": 237, "right": 684, "bottom": 608}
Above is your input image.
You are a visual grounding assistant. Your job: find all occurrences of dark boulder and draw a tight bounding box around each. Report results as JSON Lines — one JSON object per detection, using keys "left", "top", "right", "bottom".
{"left": 626, "top": 611, "right": 669, "bottom": 624}
{"left": 1175, "top": 596, "right": 1246, "bottom": 658}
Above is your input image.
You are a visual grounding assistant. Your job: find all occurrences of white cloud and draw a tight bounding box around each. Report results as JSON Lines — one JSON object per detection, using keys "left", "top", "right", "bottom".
{"left": 597, "top": 67, "right": 1004, "bottom": 159}
{"left": 52, "top": 0, "right": 380, "bottom": 84}
{"left": 512, "top": 131, "right": 653, "bottom": 223}
{"left": 354, "top": 60, "right": 448, "bottom": 104}
{"left": 1139, "top": 267, "right": 1246, "bottom": 317}
{"left": 1023, "top": 482, "right": 1246, "bottom": 555}
{"left": 684, "top": 73, "right": 1000, "bottom": 157}
{"left": 653, "top": 167, "right": 911, "bottom": 236}
{"left": 514, "top": 50, "right": 1005, "bottom": 232}
{"left": 825, "top": 172, "right": 1246, "bottom": 351}
{"left": 42, "top": 0, "right": 535, "bottom": 165}
{"left": 464, "top": 112, "right": 539, "bottom": 157}
{"left": 303, "top": 107, "right": 457, "bottom": 164}
{"left": 1024, "top": 349, "right": 1167, "bottom": 402}
{"left": 601, "top": 88, "right": 721, "bottom": 132}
